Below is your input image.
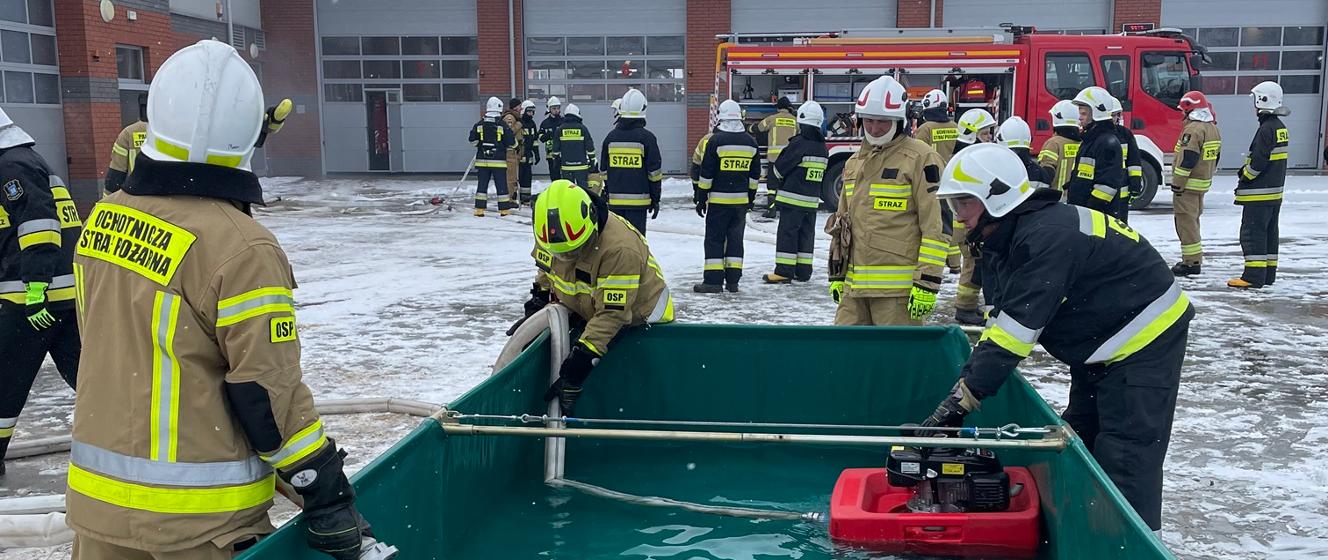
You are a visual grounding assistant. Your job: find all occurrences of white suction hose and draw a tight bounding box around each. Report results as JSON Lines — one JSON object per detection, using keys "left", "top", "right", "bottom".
{"left": 490, "top": 304, "right": 573, "bottom": 482}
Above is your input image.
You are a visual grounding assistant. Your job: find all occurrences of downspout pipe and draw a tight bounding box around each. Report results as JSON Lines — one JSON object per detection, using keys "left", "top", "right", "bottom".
{"left": 509, "top": 0, "right": 517, "bottom": 97}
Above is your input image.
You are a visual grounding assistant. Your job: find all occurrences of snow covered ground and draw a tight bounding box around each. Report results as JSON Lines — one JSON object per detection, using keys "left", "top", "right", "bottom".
{"left": 2, "top": 173, "right": 1326, "bottom": 559}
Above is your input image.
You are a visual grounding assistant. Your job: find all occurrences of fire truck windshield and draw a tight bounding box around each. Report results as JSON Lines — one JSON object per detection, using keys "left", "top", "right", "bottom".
{"left": 1141, "top": 51, "right": 1193, "bottom": 108}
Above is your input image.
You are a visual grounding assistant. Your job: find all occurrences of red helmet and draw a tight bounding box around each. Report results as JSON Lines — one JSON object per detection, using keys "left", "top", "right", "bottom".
{"left": 1177, "top": 91, "right": 1211, "bottom": 113}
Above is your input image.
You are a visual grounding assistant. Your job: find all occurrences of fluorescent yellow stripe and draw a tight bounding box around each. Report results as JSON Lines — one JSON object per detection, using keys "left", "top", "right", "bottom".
{"left": 979, "top": 325, "right": 1034, "bottom": 358}
{"left": 112, "top": 144, "right": 129, "bottom": 156}
{"left": 1104, "top": 292, "right": 1191, "bottom": 364}
{"left": 217, "top": 287, "right": 291, "bottom": 309}
{"left": 67, "top": 464, "right": 275, "bottom": 515}
{"left": 19, "top": 230, "right": 61, "bottom": 249}
{"left": 73, "top": 262, "right": 85, "bottom": 320}
{"left": 262, "top": 420, "right": 328, "bottom": 470}
{"left": 46, "top": 286, "right": 76, "bottom": 302}
{"left": 166, "top": 300, "right": 181, "bottom": 462}
{"left": 1235, "top": 193, "right": 1282, "bottom": 202}
{"left": 1269, "top": 153, "right": 1288, "bottom": 161}
{"left": 1091, "top": 211, "right": 1106, "bottom": 238}
{"left": 1090, "top": 189, "right": 1114, "bottom": 202}
{"left": 0, "top": 427, "right": 13, "bottom": 437}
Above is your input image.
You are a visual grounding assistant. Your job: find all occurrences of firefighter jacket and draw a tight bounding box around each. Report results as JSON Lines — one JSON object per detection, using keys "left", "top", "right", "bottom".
{"left": 914, "top": 108, "right": 959, "bottom": 162}
{"left": 697, "top": 127, "right": 761, "bottom": 207}
{"left": 470, "top": 117, "right": 514, "bottom": 169}
{"left": 554, "top": 115, "right": 595, "bottom": 173}
{"left": 539, "top": 114, "right": 564, "bottom": 157}
{"left": 1037, "top": 128, "right": 1081, "bottom": 191}
{"left": 960, "top": 189, "right": 1193, "bottom": 399}
{"left": 690, "top": 131, "right": 715, "bottom": 183}
{"left": 502, "top": 110, "right": 524, "bottom": 155}
{"left": 1236, "top": 113, "right": 1288, "bottom": 206}
{"left": 1012, "top": 147, "right": 1050, "bottom": 190}
{"left": 520, "top": 114, "right": 540, "bottom": 163}
{"left": 67, "top": 156, "right": 332, "bottom": 551}
{"left": 757, "top": 108, "right": 798, "bottom": 163}
{"left": 1064, "top": 121, "right": 1126, "bottom": 217}
{"left": 532, "top": 214, "right": 672, "bottom": 356}
{"left": 837, "top": 133, "right": 947, "bottom": 298}
{"left": 1172, "top": 119, "right": 1221, "bottom": 192}
{"left": 770, "top": 124, "right": 829, "bottom": 210}
{"left": 0, "top": 144, "right": 79, "bottom": 310}
{"left": 601, "top": 119, "right": 663, "bottom": 210}
{"left": 1113, "top": 124, "right": 1143, "bottom": 195}
{"left": 106, "top": 121, "right": 148, "bottom": 194}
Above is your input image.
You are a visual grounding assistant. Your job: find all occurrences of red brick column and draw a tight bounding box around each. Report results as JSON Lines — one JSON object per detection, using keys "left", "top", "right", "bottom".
{"left": 56, "top": 1, "right": 172, "bottom": 201}
{"left": 685, "top": 0, "right": 730, "bottom": 154}
{"left": 1112, "top": 0, "right": 1161, "bottom": 34}
{"left": 261, "top": 0, "right": 322, "bottom": 175}
{"left": 897, "top": 0, "right": 942, "bottom": 28}
{"left": 477, "top": 0, "right": 524, "bottom": 101}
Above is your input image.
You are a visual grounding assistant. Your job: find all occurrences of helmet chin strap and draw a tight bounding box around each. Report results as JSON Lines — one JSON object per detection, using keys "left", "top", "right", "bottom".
{"left": 863, "top": 121, "right": 896, "bottom": 146}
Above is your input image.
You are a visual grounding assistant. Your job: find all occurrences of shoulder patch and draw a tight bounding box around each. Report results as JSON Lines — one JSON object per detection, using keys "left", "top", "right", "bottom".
{"left": 881, "top": 168, "right": 899, "bottom": 180}
{"left": 923, "top": 164, "right": 941, "bottom": 183}
{"left": 1180, "top": 133, "right": 1191, "bottom": 145}
{"left": 3, "top": 179, "right": 21, "bottom": 200}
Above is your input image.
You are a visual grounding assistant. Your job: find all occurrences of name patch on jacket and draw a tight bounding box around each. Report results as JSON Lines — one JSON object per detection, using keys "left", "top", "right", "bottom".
{"left": 874, "top": 198, "right": 907, "bottom": 211}
{"left": 931, "top": 128, "right": 959, "bottom": 142}
{"left": 602, "top": 289, "right": 627, "bottom": 308}
{"left": 534, "top": 249, "right": 553, "bottom": 270}
{"left": 270, "top": 316, "right": 297, "bottom": 343}
{"left": 3, "top": 179, "right": 21, "bottom": 200}
{"left": 1276, "top": 128, "right": 1289, "bottom": 143}
{"left": 76, "top": 203, "right": 197, "bottom": 286}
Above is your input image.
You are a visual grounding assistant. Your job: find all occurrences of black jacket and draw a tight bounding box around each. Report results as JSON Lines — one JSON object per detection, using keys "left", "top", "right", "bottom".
{"left": 0, "top": 143, "right": 79, "bottom": 310}
{"left": 600, "top": 119, "right": 663, "bottom": 209}
{"left": 538, "top": 114, "right": 564, "bottom": 158}
{"left": 1236, "top": 113, "right": 1288, "bottom": 206}
{"left": 520, "top": 114, "right": 540, "bottom": 162}
{"left": 962, "top": 189, "right": 1193, "bottom": 399}
{"left": 921, "top": 107, "right": 951, "bottom": 123}
{"left": 1113, "top": 124, "right": 1143, "bottom": 195}
{"left": 1012, "top": 147, "right": 1050, "bottom": 190}
{"left": 771, "top": 125, "right": 828, "bottom": 210}
{"left": 1065, "top": 120, "right": 1127, "bottom": 221}
{"left": 553, "top": 115, "right": 594, "bottom": 170}
{"left": 469, "top": 117, "right": 514, "bottom": 168}
{"left": 697, "top": 127, "right": 761, "bottom": 206}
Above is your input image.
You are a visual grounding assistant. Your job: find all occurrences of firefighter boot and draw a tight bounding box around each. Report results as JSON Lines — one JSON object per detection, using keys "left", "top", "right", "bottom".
{"left": 1227, "top": 278, "right": 1259, "bottom": 289}
{"left": 725, "top": 281, "right": 740, "bottom": 293}
{"left": 474, "top": 208, "right": 485, "bottom": 217}
{"left": 954, "top": 307, "right": 984, "bottom": 326}
{"left": 693, "top": 283, "right": 723, "bottom": 294}
{"left": 762, "top": 273, "right": 792, "bottom": 284}
{"left": 0, "top": 437, "right": 8, "bottom": 477}
{"left": 500, "top": 209, "right": 511, "bottom": 217}
{"left": 1171, "top": 262, "right": 1201, "bottom": 277}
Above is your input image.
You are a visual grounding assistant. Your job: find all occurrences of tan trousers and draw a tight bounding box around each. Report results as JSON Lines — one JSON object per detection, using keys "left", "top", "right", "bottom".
{"left": 834, "top": 295, "right": 919, "bottom": 326}
{"left": 1173, "top": 189, "right": 1206, "bottom": 265}
{"left": 506, "top": 150, "right": 520, "bottom": 203}
{"left": 73, "top": 534, "right": 234, "bottom": 560}
{"left": 953, "top": 223, "right": 980, "bottom": 310}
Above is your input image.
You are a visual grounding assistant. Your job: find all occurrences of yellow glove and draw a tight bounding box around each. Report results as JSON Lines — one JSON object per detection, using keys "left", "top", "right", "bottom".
{"left": 829, "top": 281, "right": 845, "bottom": 304}
{"left": 265, "top": 98, "right": 293, "bottom": 135}
{"left": 907, "top": 284, "right": 938, "bottom": 320}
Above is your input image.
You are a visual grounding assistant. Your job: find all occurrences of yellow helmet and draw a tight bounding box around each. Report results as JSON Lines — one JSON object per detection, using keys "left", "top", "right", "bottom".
{"left": 534, "top": 180, "right": 597, "bottom": 253}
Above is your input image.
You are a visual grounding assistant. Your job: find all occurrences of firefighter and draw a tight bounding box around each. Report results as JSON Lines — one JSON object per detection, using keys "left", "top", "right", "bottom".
{"left": 554, "top": 103, "right": 595, "bottom": 196}
{"left": 501, "top": 98, "right": 525, "bottom": 208}
{"left": 601, "top": 88, "right": 663, "bottom": 235}
{"left": 950, "top": 108, "right": 997, "bottom": 326}
{"left": 0, "top": 108, "right": 79, "bottom": 478}
{"left": 1066, "top": 86, "right": 1128, "bottom": 222}
{"left": 520, "top": 180, "right": 674, "bottom": 416}
{"left": 690, "top": 127, "right": 715, "bottom": 193}
{"left": 828, "top": 76, "right": 946, "bottom": 326}
{"left": 1037, "top": 100, "right": 1082, "bottom": 192}
{"left": 1230, "top": 81, "right": 1289, "bottom": 289}
{"left": 518, "top": 99, "right": 540, "bottom": 205}
{"left": 756, "top": 97, "right": 799, "bottom": 219}
{"left": 922, "top": 144, "right": 1191, "bottom": 531}
{"left": 763, "top": 101, "right": 828, "bottom": 284}
{"left": 1109, "top": 96, "right": 1142, "bottom": 220}
{"left": 996, "top": 116, "right": 1049, "bottom": 189}
{"left": 694, "top": 99, "right": 760, "bottom": 293}
{"left": 914, "top": 89, "right": 958, "bottom": 163}
{"left": 539, "top": 96, "right": 564, "bottom": 181}
{"left": 104, "top": 92, "right": 148, "bottom": 194}
{"left": 610, "top": 97, "right": 623, "bottom": 123}
{"left": 470, "top": 97, "right": 516, "bottom": 217}
{"left": 1170, "top": 91, "right": 1221, "bottom": 277}
{"left": 67, "top": 39, "right": 380, "bottom": 560}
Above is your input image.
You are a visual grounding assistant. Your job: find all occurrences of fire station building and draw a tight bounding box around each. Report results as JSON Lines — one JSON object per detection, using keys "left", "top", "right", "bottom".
{"left": 11, "top": 0, "right": 1327, "bottom": 199}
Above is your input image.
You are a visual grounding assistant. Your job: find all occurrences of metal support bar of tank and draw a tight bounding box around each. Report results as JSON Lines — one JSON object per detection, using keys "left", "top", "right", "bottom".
{"left": 438, "top": 424, "right": 1070, "bottom": 452}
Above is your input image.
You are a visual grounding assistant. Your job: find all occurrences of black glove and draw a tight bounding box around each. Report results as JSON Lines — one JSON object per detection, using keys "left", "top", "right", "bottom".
{"left": 914, "top": 381, "right": 978, "bottom": 438}
{"left": 694, "top": 201, "right": 707, "bottom": 218}
{"left": 281, "top": 443, "right": 367, "bottom": 560}
{"left": 543, "top": 343, "right": 599, "bottom": 417}
{"left": 747, "top": 190, "right": 757, "bottom": 211}
{"left": 649, "top": 199, "right": 660, "bottom": 219}
{"left": 506, "top": 283, "right": 552, "bottom": 336}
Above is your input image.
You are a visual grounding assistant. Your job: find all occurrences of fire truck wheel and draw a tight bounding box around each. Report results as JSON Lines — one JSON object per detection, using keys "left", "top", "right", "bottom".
{"left": 821, "top": 160, "right": 845, "bottom": 213}
{"left": 1129, "top": 161, "right": 1160, "bottom": 211}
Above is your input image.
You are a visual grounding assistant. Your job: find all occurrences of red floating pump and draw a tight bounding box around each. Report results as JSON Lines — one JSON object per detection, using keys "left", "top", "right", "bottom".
{"left": 829, "top": 455, "right": 1041, "bottom": 559}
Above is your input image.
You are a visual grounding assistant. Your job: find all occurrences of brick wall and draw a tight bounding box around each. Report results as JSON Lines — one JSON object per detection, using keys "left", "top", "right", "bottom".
{"left": 685, "top": 0, "right": 730, "bottom": 153}
{"left": 260, "top": 0, "right": 322, "bottom": 176}
{"left": 897, "top": 0, "right": 942, "bottom": 28}
{"left": 477, "top": 0, "right": 523, "bottom": 100}
{"left": 1112, "top": 0, "right": 1161, "bottom": 34}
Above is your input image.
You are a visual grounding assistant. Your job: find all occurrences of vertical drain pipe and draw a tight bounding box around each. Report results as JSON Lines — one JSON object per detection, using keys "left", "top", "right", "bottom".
{"left": 508, "top": 0, "right": 517, "bottom": 97}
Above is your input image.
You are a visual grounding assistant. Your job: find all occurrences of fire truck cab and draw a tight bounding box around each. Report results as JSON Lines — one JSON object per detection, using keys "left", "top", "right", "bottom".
{"left": 716, "top": 26, "right": 1206, "bottom": 210}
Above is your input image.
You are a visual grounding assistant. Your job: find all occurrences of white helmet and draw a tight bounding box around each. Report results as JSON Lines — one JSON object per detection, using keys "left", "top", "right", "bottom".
{"left": 1251, "top": 81, "right": 1283, "bottom": 111}
{"left": 610, "top": 97, "right": 623, "bottom": 115}
{"left": 547, "top": 96, "right": 562, "bottom": 108}
{"left": 937, "top": 143, "right": 1034, "bottom": 218}
{"left": 956, "top": 108, "right": 996, "bottom": 143}
{"left": 717, "top": 99, "right": 742, "bottom": 121}
{"left": 1050, "top": 100, "right": 1079, "bottom": 128}
{"left": 564, "top": 103, "right": 581, "bottom": 118}
{"left": 996, "top": 116, "right": 1032, "bottom": 149}
{"left": 619, "top": 88, "right": 647, "bottom": 119}
{"left": 0, "top": 106, "right": 34, "bottom": 149}
{"left": 854, "top": 76, "right": 908, "bottom": 120}
{"left": 1105, "top": 95, "right": 1123, "bottom": 115}
{"left": 485, "top": 97, "right": 503, "bottom": 117}
{"left": 921, "top": 89, "right": 948, "bottom": 110}
{"left": 141, "top": 40, "right": 264, "bottom": 171}
{"left": 521, "top": 100, "right": 535, "bottom": 112}
{"left": 797, "top": 100, "right": 824, "bottom": 127}
{"left": 1072, "top": 86, "right": 1115, "bottom": 122}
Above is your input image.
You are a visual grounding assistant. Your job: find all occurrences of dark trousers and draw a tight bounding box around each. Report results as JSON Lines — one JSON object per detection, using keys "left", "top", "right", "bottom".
{"left": 773, "top": 206, "right": 815, "bottom": 281}
{"left": 475, "top": 167, "right": 512, "bottom": 210}
{"left": 1239, "top": 204, "right": 1280, "bottom": 286}
{"left": 1, "top": 305, "right": 79, "bottom": 459}
{"left": 547, "top": 157, "right": 562, "bottom": 181}
{"left": 1062, "top": 308, "right": 1191, "bottom": 530}
{"left": 613, "top": 208, "right": 648, "bottom": 236}
{"left": 561, "top": 168, "right": 590, "bottom": 191}
{"left": 703, "top": 204, "right": 747, "bottom": 286}
{"left": 518, "top": 162, "right": 533, "bottom": 203}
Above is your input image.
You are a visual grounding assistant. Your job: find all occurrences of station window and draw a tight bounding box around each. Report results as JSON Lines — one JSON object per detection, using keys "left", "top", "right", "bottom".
{"left": 1140, "top": 51, "right": 1191, "bottom": 108}
{"left": 525, "top": 35, "right": 687, "bottom": 104}
{"left": 1179, "top": 24, "right": 1324, "bottom": 96}
{"left": 1044, "top": 53, "right": 1095, "bottom": 100}
{"left": 320, "top": 35, "right": 479, "bottom": 103}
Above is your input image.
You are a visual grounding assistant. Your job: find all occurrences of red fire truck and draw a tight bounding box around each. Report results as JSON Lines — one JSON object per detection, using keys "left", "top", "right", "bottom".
{"left": 714, "top": 26, "right": 1207, "bottom": 210}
